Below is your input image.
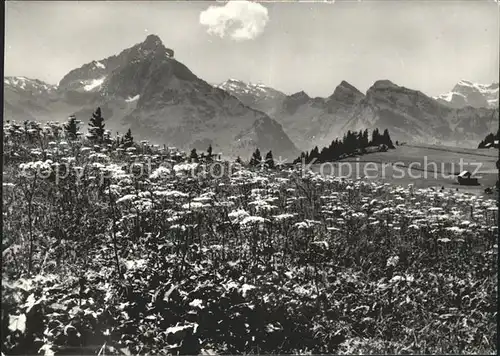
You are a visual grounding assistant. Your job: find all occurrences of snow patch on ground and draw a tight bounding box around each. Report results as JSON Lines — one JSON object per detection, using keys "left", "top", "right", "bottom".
{"left": 84, "top": 77, "right": 105, "bottom": 91}
{"left": 126, "top": 94, "right": 140, "bottom": 102}
{"left": 95, "top": 61, "right": 105, "bottom": 69}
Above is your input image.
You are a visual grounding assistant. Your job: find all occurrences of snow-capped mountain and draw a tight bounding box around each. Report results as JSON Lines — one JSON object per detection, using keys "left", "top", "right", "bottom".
{"left": 435, "top": 80, "right": 499, "bottom": 109}
{"left": 4, "top": 35, "right": 298, "bottom": 158}
{"left": 4, "top": 76, "right": 57, "bottom": 94}
{"left": 4, "top": 76, "right": 69, "bottom": 123}
{"left": 216, "top": 79, "right": 286, "bottom": 116}
{"left": 220, "top": 78, "right": 498, "bottom": 150}
{"left": 343, "top": 80, "right": 498, "bottom": 146}
{"left": 219, "top": 79, "right": 367, "bottom": 150}
{"left": 4, "top": 35, "right": 497, "bottom": 153}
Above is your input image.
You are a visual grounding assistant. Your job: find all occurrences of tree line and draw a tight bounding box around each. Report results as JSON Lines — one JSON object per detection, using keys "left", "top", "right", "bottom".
{"left": 293, "top": 128, "right": 395, "bottom": 164}
{"left": 62, "top": 107, "right": 135, "bottom": 148}
{"left": 478, "top": 129, "right": 499, "bottom": 149}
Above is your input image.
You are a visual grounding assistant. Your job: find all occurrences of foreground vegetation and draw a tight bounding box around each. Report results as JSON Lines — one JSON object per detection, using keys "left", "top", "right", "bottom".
{"left": 2, "top": 119, "right": 498, "bottom": 355}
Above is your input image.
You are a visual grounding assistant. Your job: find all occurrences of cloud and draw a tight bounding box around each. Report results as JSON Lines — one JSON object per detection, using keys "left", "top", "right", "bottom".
{"left": 199, "top": 1, "right": 269, "bottom": 41}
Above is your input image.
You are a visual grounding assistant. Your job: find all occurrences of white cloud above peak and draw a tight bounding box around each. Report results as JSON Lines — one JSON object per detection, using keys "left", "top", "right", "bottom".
{"left": 199, "top": 1, "right": 269, "bottom": 41}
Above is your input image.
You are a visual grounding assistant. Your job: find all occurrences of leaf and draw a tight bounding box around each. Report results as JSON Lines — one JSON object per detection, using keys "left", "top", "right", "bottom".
{"left": 8, "top": 314, "right": 27, "bottom": 333}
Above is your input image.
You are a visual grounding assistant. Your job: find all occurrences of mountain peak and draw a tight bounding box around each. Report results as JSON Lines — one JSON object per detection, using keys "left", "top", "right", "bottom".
{"left": 4, "top": 76, "right": 58, "bottom": 93}
{"left": 437, "top": 79, "right": 499, "bottom": 109}
{"left": 371, "top": 80, "right": 398, "bottom": 90}
{"left": 143, "top": 34, "right": 163, "bottom": 47}
{"left": 330, "top": 80, "right": 363, "bottom": 99}
{"left": 327, "top": 80, "right": 364, "bottom": 107}
{"left": 135, "top": 34, "right": 168, "bottom": 56}
{"left": 290, "top": 90, "right": 310, "bottom": 99}
{"left": 339, "top": 80, "right": 355, "bottom": 88}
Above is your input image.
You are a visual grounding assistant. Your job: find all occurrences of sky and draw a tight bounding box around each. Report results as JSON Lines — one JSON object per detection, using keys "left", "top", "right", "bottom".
{"left": 4, "top": 0, "right": 500, "bottom": 98}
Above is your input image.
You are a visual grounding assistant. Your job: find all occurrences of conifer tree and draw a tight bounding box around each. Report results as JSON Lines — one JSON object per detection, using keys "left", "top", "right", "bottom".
{"left": 123, "top": 128, "right": 134, "bottom": 148}
{"left": 249, "top": 148, "right": 262, "bottom": 167}
{"left": 371, "top": 128, "right": 380, "bottom": 146}
{"left": 308, "top": 146, "right": 319, "bottom": 163}
{"left": 190, "top": 148, "right": 198, "bottom": 161}
{"left": 88, "top": 107, "right": 105, "bottom": 142}
{"left": 382, "top": 129, "right": 395, "bottom": 149}
{"left": 207, "top": 144, "right": 213, "bottom": 161}
{"left": 362, "top": 129, "right": 370, "bottom": 148}
{"left": 64, "top": 115, "right": 80, "bottom": 140}
{"left": 265, "top": 150, "right": 275, "bottom": 169}
{"left": 319, "top": 147, "right": 328, "bottom": 162}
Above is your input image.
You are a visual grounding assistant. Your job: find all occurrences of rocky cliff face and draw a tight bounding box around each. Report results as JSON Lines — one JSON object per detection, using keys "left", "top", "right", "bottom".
{"left": 223, "top": 77, "right": 498, "bottom": 150}
{"left": 5, "top": 35, "right": 497, "bottom": 154}
{"left": 216, "top": 79, "right": 286, "bottom": 117}
{"left": 435, "top": 80, "right": 499, "bottom": 109}
{"left": 343, "top": 80, "right": 498, "bottom": 146}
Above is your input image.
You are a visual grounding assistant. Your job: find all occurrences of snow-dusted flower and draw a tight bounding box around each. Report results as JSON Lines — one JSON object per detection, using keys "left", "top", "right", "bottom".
{"left": 273, "top": 213, "right": 296, "bottom": 221}
{"left": 149, "top": 166, "right": 171, "bottom": 179}
{"left": 240, "top": 216, "right": 269, "bottom": 226}
{"left": 154, "top": 190, "right": 189, "bottom": 199}
{"left": 174, "top": 163, "right": 198, "bottom": 172}
{"left": 386, "top": 255, "right": 399, "bottom": 268}
{"left": 228, "top": 209, "right": 250, "bottom": 223}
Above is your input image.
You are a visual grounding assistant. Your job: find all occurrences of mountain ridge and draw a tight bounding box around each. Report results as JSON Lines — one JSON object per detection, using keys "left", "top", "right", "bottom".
{"left": 4, "top": 34, "right": 498, "bottom": 154}
{"left": 4, "top": 35, "right": 299, "bottom": 159}
{"left": 220, "top": 78, "right": 498, "bottom": 150}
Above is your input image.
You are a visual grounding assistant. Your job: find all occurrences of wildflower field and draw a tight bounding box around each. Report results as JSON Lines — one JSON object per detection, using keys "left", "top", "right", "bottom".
{"left": 2, "top": 120, "right": 498, "bottom": 355}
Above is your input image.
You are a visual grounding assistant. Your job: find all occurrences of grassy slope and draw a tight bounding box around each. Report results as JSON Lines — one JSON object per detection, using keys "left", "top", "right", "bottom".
{"left": 312, "top": 144, "right": 498, "bottom": 196}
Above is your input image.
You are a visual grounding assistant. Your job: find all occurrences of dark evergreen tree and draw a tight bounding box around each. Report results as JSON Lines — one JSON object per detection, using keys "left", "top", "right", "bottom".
{"left": 293, "top": 152, "right": 305, "bottom": 165}
{"left": 331, "top": 139, "right": 341, "bottom": 160}
{"left": 190, "top": 148, "right": 198, "bottom": 161}
{"left": 88, "top": 107, "right": 105, "bottom": 142}
{"left": 64, "top": 115, "right": 79, "bottom": 140}
{"left": 309, "top": 146, "right": 320, "bottom": 163}
{"left": 207, "top": 144, "right": 213, "bottom": 161}
{"left": 265, "top": 151, "right": 275, "bottom": 169}
{"left": 357, "top": 130, "right": 364, "bottom": 149}
{"left": 362, "top": 129, "right": 370, "bottom": 148}
{"left": 249, "top": 148, "right": 262, "bottom": 167}
{"left": 123, "top": 128, "right": 134, "bottom": 148}
{"left": 382, "top": 129, "right": 395, "bottom": 149}
{"left": 371, "top": 128, "right": 381, "bottom": 146}
{"left": 478, "top": 130, "right": 499, "bottom": 148}
{"left": 235, "top": 156, "right": 243, "bottom": 165}
{"left": 343, "top": 130, "right": 358, "bottom": 154}
{"left": 319, "top": 147, "right": 329, "bottom": 162}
